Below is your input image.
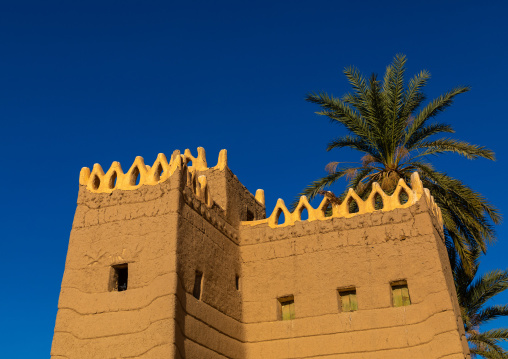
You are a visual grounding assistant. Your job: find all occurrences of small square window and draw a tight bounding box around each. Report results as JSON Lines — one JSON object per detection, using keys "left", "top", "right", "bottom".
{"left": 391, "top": 281, "right": 411, "bottom": 307}
{"left": 278, "top": 296, "right": 295, "bottom": 321}
{"left": 338, "top": 288, "right": 358, "bottom": 312}
{"left": 110, "top": 264, "right": 128, "bottom": 292}
{"left": 193, "top": 271, "right": 203, "bottom": 300}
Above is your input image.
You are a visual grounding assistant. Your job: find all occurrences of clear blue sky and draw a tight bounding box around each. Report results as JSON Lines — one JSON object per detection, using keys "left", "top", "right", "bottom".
{"left": 1, "top": 1, "right": 507, "bottom": 357}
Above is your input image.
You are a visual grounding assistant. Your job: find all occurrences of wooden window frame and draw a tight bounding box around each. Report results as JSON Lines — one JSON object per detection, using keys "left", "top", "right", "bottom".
{"left": 337, "top": 287, "right": 358, "bottom": 312}
{"left": 391, "top": 280, "right": 411, "bottom": 307}
{"left": 278, "top": 295, "right": 295, "bottom": 321}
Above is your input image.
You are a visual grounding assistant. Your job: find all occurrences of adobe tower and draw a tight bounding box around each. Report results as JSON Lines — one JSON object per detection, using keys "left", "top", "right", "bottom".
{"left": 51, "top": 148, "right": 470, "bottom": 358}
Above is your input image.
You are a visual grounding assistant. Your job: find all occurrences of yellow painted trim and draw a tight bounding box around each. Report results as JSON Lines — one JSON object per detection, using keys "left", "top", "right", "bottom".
{"left": 79, "top": 147, "right": 226, "bottom": 194}
{"left": 242, "top": 172, "right": 443, "bottom": 229}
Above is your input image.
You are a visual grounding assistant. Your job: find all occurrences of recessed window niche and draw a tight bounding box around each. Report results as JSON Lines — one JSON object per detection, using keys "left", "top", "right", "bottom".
{"left": 391, "top": 280, "right": 411, "bottom": 307}
{"left": 193, "top": 271, "right": 203, "bottom": 300}
{"left": 278, "top": 295, "right": 295, "bottom": 321}
{"left": 110, "top": 264, "right": 128, "bottom": 292}
{"left": 338, "top": 288, "right": 358, "bottom": 312}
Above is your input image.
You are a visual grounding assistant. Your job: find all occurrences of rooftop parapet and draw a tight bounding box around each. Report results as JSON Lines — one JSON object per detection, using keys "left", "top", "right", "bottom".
{"left": 78, "top": 147, "right": 228, "bottom": 193}
{"left": 242, "top": 172, "right": 443, "bottom": 229}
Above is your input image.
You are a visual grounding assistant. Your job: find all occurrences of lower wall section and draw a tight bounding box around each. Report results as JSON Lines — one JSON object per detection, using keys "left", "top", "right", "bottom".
{"left": 244, "top": 330, "right": 464, "bottom": 359}
{"left": 52, "top": 319, "right": 175, "bottom": 359}
{"left": 174, "top": 277, "right": 245, "bottom": 359}
{"left": 51, "top": 272, "right": 178, "bottom": 359}
{"left": 243, "top": 310, "right": 464, "bottom": 358}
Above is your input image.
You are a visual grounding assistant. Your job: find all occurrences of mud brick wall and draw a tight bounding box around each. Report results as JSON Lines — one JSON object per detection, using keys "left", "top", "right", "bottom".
{"left": 52, "top": 175, "right": 182, "bottom": 359}
{"left": 238, "top": 200, "right": 469, "bottom": 359}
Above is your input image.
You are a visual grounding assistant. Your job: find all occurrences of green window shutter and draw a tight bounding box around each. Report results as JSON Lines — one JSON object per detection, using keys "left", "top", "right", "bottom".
{"left": 281, "top": 303, "right": 290, "bottom": 320}
{"left": 392, "top": 283, "right": 410, "bottom": 307}
{"left": 281, "top": 299, "right": 295, "bottom": 320}
{"left": 401, "top": 286, "right": 411, "bottom": 306}
{"left": 339, "top": 289, "right": 357, "bottom": 312}
{"left": 393, "top": 287, "right": 402, "bottom": 307}
{"left": 289, "top": 301, "right": 295, "bottom": 320}
{"left": 342, "top": 294, "right": 350, "bottom": 312}
{"left": 349, "top": 293, "right": 358, "bottom": 311}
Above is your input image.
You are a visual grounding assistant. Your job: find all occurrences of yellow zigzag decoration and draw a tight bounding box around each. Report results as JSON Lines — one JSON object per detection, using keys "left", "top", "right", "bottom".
{"left": 79, "top": 147, "right": 227, "bottom": 194}
{"left": 243, "top": 172, "right": 443, "bottom": 229}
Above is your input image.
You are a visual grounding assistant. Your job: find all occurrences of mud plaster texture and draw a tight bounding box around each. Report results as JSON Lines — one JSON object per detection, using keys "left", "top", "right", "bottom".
{"left": 52, "top": 152, "right": 470, "bottom": 359}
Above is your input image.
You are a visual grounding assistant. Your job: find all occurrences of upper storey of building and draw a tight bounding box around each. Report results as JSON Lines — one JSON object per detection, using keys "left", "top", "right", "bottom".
{"left": 77, "top": 147, "right": 443, "bottom": 234}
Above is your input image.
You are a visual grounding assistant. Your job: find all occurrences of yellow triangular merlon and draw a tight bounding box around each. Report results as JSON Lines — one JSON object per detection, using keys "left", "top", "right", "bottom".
{"left": 267, "top": 199, "right": 293, "bottom": 227}
{"left": 80, "top": 147, "right": 227, "bottom": 194}
{"left": 243, "top": 172, "right": 442, "bottom": 229}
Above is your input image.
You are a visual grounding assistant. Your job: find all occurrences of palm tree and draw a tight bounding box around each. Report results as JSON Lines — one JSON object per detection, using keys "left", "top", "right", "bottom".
{"left": 298, "top": 54, "right": 500, "bottom": 271}
{"left": 452, "top": 248, "right": 508, "bottom": 358}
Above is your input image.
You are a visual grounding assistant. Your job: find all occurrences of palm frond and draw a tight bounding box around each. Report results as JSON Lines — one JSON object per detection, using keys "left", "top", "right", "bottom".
{"left": 467, "top": 271, "right": 508, "bottom": 316}
{"left": 326, "top": 135, "right": 381, "bottom": 157}
{"left": 478, "top": 329, "right": 508, "bottom": 341}
{"left": 388, "top": 54, "right": 408, "bottom": 151}
{"left": 306, "top": 92, "right": 372, "bottom": 142}
{"left": 404, "top": 86, "right": 470, "bottom": 145}
{"left": 474, "top": 305, "right": 508, "bottom": 327}
{"left": 413, "top": 138, "right": 496, "bottom": 160}
{"left": 411, "top": 162, "right": 501, "bottom": 226}
{"left": 468, "top": 331, "right": 507, "bottom": 356}
{"left": 470, "top": 347, "right": 508, "bottom": 358}
{"left": 400, "top": 69, "right": 430, "bottom": 120}
{"left": 342, "top": 66, "right": 372, "bottom": 123}
{"left": 405, "top": 123, "right": 455, "bottom": 149}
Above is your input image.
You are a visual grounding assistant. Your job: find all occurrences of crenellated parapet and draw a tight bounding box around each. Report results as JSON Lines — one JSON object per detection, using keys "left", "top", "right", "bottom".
{"left": 242, "top": 172, "right": 443, "bottom": 229}
{"left": 78, "top": 148, "right": 443, "bottom": 231}
{"left": 79, "top": 147, "right": 228, "bottom": 193}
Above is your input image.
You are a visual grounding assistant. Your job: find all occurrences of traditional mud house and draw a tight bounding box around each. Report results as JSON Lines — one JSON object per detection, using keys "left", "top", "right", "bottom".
{"left": 51, "top": 148, "right": 470, "bottom": 358}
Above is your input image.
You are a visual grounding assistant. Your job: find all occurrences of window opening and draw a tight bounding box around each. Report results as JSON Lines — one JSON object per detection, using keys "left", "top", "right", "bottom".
{"left": 324, "top": 202, "right": 333, "bottom": 217}
{"left": 348, "top": 198, "right": 359, "bottom": 213}
{"left": 278, "top": 296, "right": 295, "bottom": 321}
{"left": 129, "top": 166, "right": 140, "bottom": 186}
{"left": 300, "top": 207, "right": 309, "bottom": 221}
{"left": 110, "top": 264, "right": 128, "bottom": 292}
{"left": 392, "top": 281, "right": 411, "bottom": 307}
{"left": 134, "top": 168, "right": 141, "bottom": 185}
{"left": 246, "top": 209, "right": 255, "bottom": 221}
{"left": 399, "top": 189, "right": 409, "bottom": 205}
{"left": 92, "top": 175, "right": 100, "bottom": 190}
{"left": 277, "top": 209, "right": 286, "bottom": 225}
{"left": 374, "top": 193, "right": 384, "bottom": 210}
{"left": 338, "top": 288, "right": 358, "bottom": 312}
{"left": 109, "top": 172, "right": 117, "bottom": 189}
{"left": 235, "top": 275, "right": 240, "bottom": 291}
{"left": 193, "top": 271, "right": 203, "bottom": 300}
{"left": 155, "top": 163, "right": 164, "bottom": 181}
